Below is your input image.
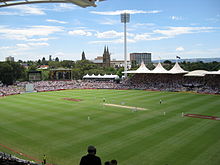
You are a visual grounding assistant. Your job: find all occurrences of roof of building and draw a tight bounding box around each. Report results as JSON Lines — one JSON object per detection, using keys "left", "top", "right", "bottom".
{"left": 135, "top": 62, "right": 151, "bottom": 73}
{"left": 83, "top": 74, "right": 119, "bottom": 79}
{"left": 184, "top": 70, "right": 208, "bottom": 77}
{"left": 206, "top": 70, "right": 220, "bottom": 75}
{"left": 184, "top": 70, "right": 220, "bottom": 77}
{"left": 169, "top": 62, "right": 188, "bottom": 74}
{"left": 151, "top": 62, "right": 169, "bottom": 74}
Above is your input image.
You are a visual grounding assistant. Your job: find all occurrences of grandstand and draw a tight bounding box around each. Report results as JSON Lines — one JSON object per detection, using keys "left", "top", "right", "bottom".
{"left": 123, "top": 62, "right": 220, "bottom": 94}
{"left": 0, "top": 66, "right": 219, "bottom": 96}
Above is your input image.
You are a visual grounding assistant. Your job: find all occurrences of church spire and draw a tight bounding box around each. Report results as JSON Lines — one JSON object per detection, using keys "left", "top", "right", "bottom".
{"left": 104, "top": 46, "right": 106, "bottom": 54}
{"left": 81, "top": 51, "right": 86, "bottom": 60}
{"left": 106, "top": 46, "right": 109, "bottom": 54}
{"left": 103, "top": 45, "right": 111, "bottom": 68}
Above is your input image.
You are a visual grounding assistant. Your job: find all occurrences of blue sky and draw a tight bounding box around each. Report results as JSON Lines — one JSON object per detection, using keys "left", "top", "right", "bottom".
{"left": 0, "top": 0, "right": 219, "bottom": 61}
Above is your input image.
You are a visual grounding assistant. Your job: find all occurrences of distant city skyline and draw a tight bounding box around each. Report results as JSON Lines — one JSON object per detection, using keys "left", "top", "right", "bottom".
{"left": 0, "top": 0, "right": 220, "bottom": 61}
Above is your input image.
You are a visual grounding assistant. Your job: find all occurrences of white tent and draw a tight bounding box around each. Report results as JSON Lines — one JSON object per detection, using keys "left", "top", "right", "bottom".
{"left": 103, "top": 74, "right": 119, "bottom": 79}
{"left": 135, "top": 62, "right": 151, "bottom": 73}
{"left": 83, "top": 74, "right": 90, "bottom": 78}
{"left": 151, "top": 62, "right": 169, "bottom": 74}
{"left": 123, "top": 62, "right": 151, "bottom": 74}
{"left": 184, "top": 70, "right": 208, "bottom": 77}
{"left": 83, "top": 74, "right": 119, "bottom": 80}
{"left": 169, "top": 62, "right": 188, "bottom": 74}
{"left": 206, "top": 70, "right": 220, "bottom": 75}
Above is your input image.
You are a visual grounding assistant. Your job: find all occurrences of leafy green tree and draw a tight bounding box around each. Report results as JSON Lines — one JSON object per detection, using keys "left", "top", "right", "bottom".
{"left": 84, "top": 69, "right": 105, "bottom": 75}
{"left": 163, "top": 60, "right": 172, "bottom": 64}
{"left": 104, "top": 67, "right": 116, "bottom": 75}
{"left": 41, "top": 70, "right": 50, "bottom": 80}
{"left": 55, "top": 57, "right": 59, "bottom": 62}
{"left": 9, "top": 61, "right": 25, "bottom": 81}
{"left": 0, "top": 62, "right": 13, "bottom": 85}
{"left": 37, "top": 59, "right": 41, "bottom": 65}
{"left": 42, "top": 57, "right": 47, "bottom": 65}
{"left": 75, "top": 60, "right": 97, "bottom": 70}
{"left": 72, "top": 68, "right": 82, "bottom": 80}
{"left": 60, "top": 60, "right": 75, "bottom": 68}
{"left": 0, "top": 62, "right": 25, "bottom": 85}
{"left": 116, "top": 67, "right": 124, "bottom": 78}
{"left": 48, "top": 61, "right": 61, "bottom": 69}
{"left": 28, "top": 64, "right": 38, "bottom": 71}
{"left": 131, "top": 60, "right": 138, "bottom": 69}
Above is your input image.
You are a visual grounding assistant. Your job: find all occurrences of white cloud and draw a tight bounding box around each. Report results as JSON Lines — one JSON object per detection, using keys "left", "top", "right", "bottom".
{"left": 27, "top": 37, "right": 54, "bottom": 42}
{"left": 134, "top": 33, "right": 151, "bottom": 41}
{"left": 28, "top": 42, "right": 49, "bottom": 46}
{"left": 68, "top": 30, "right": 92, "bottom": 36}
{"left": 89, "top": 38, "right": 135, "bottom": 44}
{"left": 91, "top": 9, "right": 162, "bottom": 15}
{"left": 0, "top": 11, "right": 18, "bottom": 15}
{"left": 0, "top": 25, "right": 63, "bottom": 41}
{"left": 54, "top": 3, "right": 76, "bottom": 11}
{"left": 16, "top": 42, "right": 49, "bottom": 48}
{"left": 6, "top": 5, "right": 46, "bottom": 15}
{"left": 0, "top": 46, "right": 11, "bottom": 50}
{"left": 89, "top": 26, "right": 217, "bottom": 44}
{"left": 133, "top": 23, "right": 156, "bottom": 27}
{"left": 72, "top": 19, "right": 83, "bottom": 25}
{"left": 176, "top": 46, "right": 184, "bottom": 51}
{"left": 154, "top": 27, "right": 214, "bottom": 37}
{"left": 134, "top": 33, "right": 170, "bottom": 41}
{"left": 95, "top": 30, "right": 134, "bottom": 39}
{"left": 95, "top": 30, "right": 123, "bottom": 38}
{"left": 100, "top": 18, "right": 118, "bottom": 25}
{"left": 170, "top": 16, "right": 183, "bottom": 20}
{"left": 46, "top": 19, "right": 67, "bottom": 24}
{"left": 16, "top": 44, "right": 30, "bottom": 48}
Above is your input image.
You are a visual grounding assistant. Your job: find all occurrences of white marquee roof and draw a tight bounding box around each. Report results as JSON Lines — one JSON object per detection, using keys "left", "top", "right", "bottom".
{"left": 184, "top": 70, "right": 208, "bottom": 77}
{"left": 169, "top": 62, "right": 188, "bottom": 74}
{"left": 151, "top": 62, "right": 169, "bottom": 74}
{"left": 206, "top": 70, "right": 220, "bottom": 75}
{"left": 135, "top": 62, "right": 151, "bottom": 73}
{"left": 122, "top": 62, "right": 151, "bottom": 74}
{"left": 123, "top": 62, "right": 218, "bottom": 76}
{"left": 83, "top": 74, "right": 119, "bottom": 79}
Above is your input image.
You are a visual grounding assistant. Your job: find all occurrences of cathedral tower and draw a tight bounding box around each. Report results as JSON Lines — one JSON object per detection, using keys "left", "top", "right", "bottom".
{"left": 81, "top": 51, "right": 86, "bottom": 60}
{"left": 103, "top": 46, "right": 110, "bottom": 67}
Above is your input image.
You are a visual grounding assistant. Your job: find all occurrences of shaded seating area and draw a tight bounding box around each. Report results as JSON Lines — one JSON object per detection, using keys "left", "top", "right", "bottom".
{"left": 50, "top": 68, "right": 72, "bottom": 80}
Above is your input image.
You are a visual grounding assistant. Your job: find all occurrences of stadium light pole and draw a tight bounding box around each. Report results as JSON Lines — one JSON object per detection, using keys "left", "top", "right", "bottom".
{"left": 121, "top": 13, "right": 130, "bottom": 78}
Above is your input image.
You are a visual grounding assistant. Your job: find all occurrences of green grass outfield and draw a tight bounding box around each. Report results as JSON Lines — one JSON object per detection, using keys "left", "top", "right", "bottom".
{"left": 0, "top": 89, "right": 220, "bottom": 165}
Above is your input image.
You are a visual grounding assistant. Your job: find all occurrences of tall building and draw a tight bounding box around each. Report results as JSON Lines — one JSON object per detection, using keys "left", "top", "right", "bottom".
{"left": 5, "top": 56, "right": 14, "bottom": 62}
{"left": 92, "top": 46, "right": 111, "bottom": 67}
{"left": 130, "top": 53, "right": 151, "bottom": 65}
{"left": 81, "top": 51, "right": 86, "bottom": 60}
{"left": 49, "top": 55, "right": 52, "bottom": 61}
{"left": 103, "top": 46, "right": 111, "bottom": 67}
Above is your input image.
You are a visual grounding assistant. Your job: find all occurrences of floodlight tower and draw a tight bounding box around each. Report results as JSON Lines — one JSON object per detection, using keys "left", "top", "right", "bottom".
{"left": 121, "top": 13, "right": 130, "bottom": 78}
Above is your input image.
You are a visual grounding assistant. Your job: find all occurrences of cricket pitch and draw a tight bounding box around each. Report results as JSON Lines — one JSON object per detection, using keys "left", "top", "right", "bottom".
{"left": 103, "top": 103, "right": 147, "bottom": 111}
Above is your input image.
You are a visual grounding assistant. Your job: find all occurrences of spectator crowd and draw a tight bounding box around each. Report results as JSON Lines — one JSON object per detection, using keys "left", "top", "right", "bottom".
{"left": 0, "top": 73, "right": 219, "bottom": 97}
{"left": 0, "top": 152, "right": 39, "bottom": 165}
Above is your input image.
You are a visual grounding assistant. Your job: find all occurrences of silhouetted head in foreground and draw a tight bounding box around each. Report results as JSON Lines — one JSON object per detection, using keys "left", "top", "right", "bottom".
{"left": 79, "top": 145, "right": 101, "bottom": 165}
{"left": 87, "top": 145, "right": 96, "bottom": 155}
{"left": 104, "top": 161, "right": 111, "bottom": 165}
{"left": 111, "top": 159, "right": 118, "bottom": 165}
